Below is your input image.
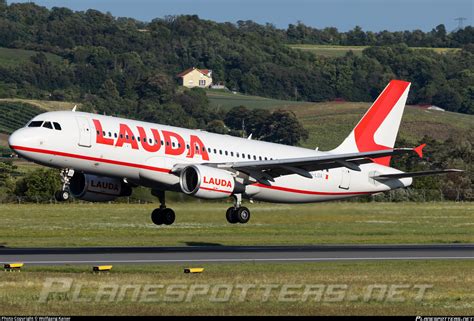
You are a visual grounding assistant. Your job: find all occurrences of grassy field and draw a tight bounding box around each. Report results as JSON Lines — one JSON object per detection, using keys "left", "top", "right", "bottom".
{"left": 0, "top": 98, "right": 79, "bottom": 112}
{"left": 0, "top": 47, "right": 63, "bottom": 67}
{"left": 206, "top": 89, "right": 309, "bottom": 110}
{"left": 287, "top": 44, "right": 460, "bottom": 58}
{"left": 0, "top": 260, "right": 472, "bottom": 315}
{"left": 0, "top": 202, "right": 472, "bottom": 315}
{"left": 0, "top": 202, "right": 472, "bottom": 247}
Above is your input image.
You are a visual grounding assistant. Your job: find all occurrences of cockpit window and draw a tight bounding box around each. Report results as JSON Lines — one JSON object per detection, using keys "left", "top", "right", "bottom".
{"left": 43, "top": 121, "right": 53, "bottom": 129}
{"left": 53, "top": 122, "right": 62, "bottom": 130}
{"left": 28, "top": 121, "right": 43, "bottom": 127}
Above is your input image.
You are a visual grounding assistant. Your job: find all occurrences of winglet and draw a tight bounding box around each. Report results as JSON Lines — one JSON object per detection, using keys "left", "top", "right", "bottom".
{"left": 414, "top": 143, "right": 426, "bottom": 158}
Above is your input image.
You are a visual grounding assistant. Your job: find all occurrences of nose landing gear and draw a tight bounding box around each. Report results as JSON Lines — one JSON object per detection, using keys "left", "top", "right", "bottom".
{"left": 226, "top": 194, "right": 250, "bottom": 224}
{"left": 54, "top": 169, "right": 74, "bottom": 202}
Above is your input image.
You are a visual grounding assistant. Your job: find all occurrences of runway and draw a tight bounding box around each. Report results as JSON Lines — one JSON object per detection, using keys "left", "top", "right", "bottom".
{"left": 0, "top": 244, "right": 473, "bottom": 265}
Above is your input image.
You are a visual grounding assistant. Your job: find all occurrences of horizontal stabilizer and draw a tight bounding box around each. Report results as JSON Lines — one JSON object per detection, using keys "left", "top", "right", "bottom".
{"left": 373, "top": 169, "right": 464, "bottom": 180}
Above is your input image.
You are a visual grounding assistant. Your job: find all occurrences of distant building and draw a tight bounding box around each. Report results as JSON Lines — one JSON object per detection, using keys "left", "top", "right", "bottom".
{"left": 177, "top": 67, "right": 212, "bottom": 88}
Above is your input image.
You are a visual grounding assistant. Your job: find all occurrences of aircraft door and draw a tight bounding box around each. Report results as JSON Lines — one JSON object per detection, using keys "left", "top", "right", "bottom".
{"left": 339, "top": 168, "right": 351, "bottom": 190}
{"left": 76, "top": 117, "right": 91, "bottom": 147}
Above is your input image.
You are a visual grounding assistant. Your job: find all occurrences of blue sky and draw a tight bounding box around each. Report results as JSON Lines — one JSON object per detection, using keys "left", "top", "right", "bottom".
{"left": 10, "top": 0, "right": 473, "bottom": 32}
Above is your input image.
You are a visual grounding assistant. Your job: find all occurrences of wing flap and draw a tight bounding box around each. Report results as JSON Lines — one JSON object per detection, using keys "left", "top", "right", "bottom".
{"left": 372, "top": 169, "right": 464, "bottom": 179}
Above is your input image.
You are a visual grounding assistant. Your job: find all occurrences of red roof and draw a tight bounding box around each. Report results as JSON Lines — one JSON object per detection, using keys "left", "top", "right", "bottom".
{"left": 176, "top": 67, "right": 211, "bottom": 78}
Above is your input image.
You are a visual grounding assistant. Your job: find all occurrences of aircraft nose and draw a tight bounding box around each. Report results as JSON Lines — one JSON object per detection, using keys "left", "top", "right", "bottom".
{"left": 8, "top": 129, "right": 26, "bottom": 152}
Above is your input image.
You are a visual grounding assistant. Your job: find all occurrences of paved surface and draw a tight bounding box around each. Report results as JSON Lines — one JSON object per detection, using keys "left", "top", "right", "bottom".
{"left": 0, "top": 244, "right": 472, "bottom": 265}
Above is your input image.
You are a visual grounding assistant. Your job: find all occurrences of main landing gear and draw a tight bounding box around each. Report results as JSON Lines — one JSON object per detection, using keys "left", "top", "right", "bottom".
{"left": 151, "top": 190, "right": 175, "bottom": 226}
{"left": 226, "top": 194, "right": 250, "bottom": 224}
{"left": 55, "top": 169, "right": 73, "bottom": 202}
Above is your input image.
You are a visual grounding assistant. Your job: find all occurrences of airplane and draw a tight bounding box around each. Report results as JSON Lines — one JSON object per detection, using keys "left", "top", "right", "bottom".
{"left": 8, "top": 80, "right": 462, "bottom": 225}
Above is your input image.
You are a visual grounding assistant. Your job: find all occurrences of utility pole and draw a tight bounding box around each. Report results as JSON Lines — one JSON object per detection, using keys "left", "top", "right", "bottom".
{"left": 454, "top": 17, "right": 467, "bottom": 31}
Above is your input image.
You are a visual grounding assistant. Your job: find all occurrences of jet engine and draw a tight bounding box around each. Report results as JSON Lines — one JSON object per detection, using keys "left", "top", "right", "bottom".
{"left": 179, "top": 165, "right": 244, "bottom": 199}
{"left": 69, "top": 172, "right": 132, "bottom": 202}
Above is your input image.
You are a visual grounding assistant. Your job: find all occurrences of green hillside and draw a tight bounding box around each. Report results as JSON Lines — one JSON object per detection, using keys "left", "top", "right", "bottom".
{"left": 207, "top": 91, "right": 473, "bottom": 150}
{"left": 286, "top": 102, "right": 473, "bottom": 150}
{"left": 287, "top": 44, "right": 460, "bottom": 58}
{"left": 0, "top": 47, "right": 63, "bottom": 67}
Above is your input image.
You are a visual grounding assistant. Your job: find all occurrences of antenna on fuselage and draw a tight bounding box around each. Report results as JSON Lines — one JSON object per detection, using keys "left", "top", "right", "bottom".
{"left": 247, "top": 133, "right": 253, "bottom": 140}
{"left": 72, "top": 105, "right": 77, "bottom": 112}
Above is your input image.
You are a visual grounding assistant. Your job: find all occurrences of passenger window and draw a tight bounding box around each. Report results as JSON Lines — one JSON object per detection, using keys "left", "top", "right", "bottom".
{"left": 53, "top": 122, "right": 62, "bottom": 130}
{"left": 108, "top": 132, "right": 112, "bottom": 137}
{"left": 231, "top": 152, "right": 234, "bottom": 157}
{"left": 103, "top": 131, "right": 106, "bottom": 136}
{"left": 259, "top": 156, "right": 262, "bottom": 160}
{"left": 219, "top": 150, "right": 222, "bottom": 155}
{"left": 213, "top": 149, "right": 217, "bottom": 154}
{"left": 28, "top": 121, "right": 43, "bottom": 128}
{"left": 43, "top": 121, "right": 53, "bottom": 129}
{"left": 253, "top": 155, "right": 256, "bottom": 160}
{"left": 225, "top": 151, "right": 228, "bottom": 156}
{"left": 248, "top": 155, "right": 251, "bottom": 159}
{"left": 137, "top": 136, "right": 141, "bottom": 142}
{"left": 242, "top": 154, "right": 245, "bottom": 158}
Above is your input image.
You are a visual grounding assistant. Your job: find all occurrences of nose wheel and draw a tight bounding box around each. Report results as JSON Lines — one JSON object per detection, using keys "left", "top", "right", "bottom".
{"left": 226, "top": 194, "right": 250, "bottom": 224}
{"left": 54, "top": 169, "right": 74, "bottom": 202}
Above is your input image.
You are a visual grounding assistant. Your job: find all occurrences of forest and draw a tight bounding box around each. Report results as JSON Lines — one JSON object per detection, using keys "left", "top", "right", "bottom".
{"left": 0, "top": 1, "right": 472, "bottom": 119}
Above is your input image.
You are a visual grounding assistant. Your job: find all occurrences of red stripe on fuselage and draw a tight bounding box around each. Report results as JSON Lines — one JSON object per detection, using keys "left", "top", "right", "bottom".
{"left": 253, "top": 183, "right": 371, "bottom": 196}
{"left": 199, "top": 186, "right": 232, "bottom": 194}
{"left": 11, "top": 145, "right": 373, "bottom": 197}
{"left": 10, "top": 145, "right": 170, "bottom": 173}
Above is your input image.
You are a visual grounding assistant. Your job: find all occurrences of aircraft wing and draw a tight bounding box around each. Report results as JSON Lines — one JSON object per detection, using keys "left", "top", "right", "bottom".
{"left": 216, "top": 147, "right": 421, "bottom": 185}
{"left": 371, "top": 169, "right": 464, "bottom": 180}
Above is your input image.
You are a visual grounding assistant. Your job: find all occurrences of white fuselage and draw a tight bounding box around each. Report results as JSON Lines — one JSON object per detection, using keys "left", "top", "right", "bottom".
{"left": 8, "top": 111, "right": 411, "bottom": 203}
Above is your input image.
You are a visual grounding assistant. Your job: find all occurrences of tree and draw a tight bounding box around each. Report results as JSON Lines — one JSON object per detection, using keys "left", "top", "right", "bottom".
{"left": 14, "top": 168, "right": 61, "bottom": 201}
{"left": 262, "top": 110, "right": 308, "bottom": 145}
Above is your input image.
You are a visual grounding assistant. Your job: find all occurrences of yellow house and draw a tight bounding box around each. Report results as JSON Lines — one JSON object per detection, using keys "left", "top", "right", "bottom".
{"left": 177, "top": 67, "right": 213, "bottom": 88}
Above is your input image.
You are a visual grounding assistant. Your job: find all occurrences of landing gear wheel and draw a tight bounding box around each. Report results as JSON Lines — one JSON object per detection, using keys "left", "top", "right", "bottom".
{"left": 150, "top": 190, "right": 175, "bottom": 226}
{"left": 162, "top": 208, "right": 176, "bottom": 225}
{"left": 236, "top": 207, "right": 251, "bottom": 224}
{"left": 151, "top": 208, "right": 175, "bottom": 225}
{"left": 226, "top": 207, "right": 239, "bottom": 224}
{"left": 151, "top": 208, "right": 164, "bottom": 225}
{"left": 54, "top": 190, "right": 70, "bottom": 202}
